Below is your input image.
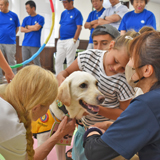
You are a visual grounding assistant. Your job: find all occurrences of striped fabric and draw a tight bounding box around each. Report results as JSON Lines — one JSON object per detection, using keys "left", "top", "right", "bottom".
{"left": 77, "top": 49, "right": 135, "bottom": 127}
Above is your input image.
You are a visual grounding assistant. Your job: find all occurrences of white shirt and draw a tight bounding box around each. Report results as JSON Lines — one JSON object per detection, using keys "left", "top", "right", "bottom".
{"left": 0, "top": 97, "right": 27, "bottom": 160}
{"left": 100, "top": 2, "right": 128, "bottom": 29}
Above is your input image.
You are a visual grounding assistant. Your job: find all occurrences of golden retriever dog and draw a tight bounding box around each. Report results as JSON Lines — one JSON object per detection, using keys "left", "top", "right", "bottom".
{"left": 50, "top": 71, "right": 105, "bottom": 120}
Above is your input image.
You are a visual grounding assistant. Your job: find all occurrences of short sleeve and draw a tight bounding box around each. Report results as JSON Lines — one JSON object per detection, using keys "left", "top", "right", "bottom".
{"left": 77, "top": 50, "right": 88, "bottom": 70}
{"left": 15, "top": 14, "right": 20, "bottom": 28}
{"left": 116, "top": 5, "right": 128, "bottom": 19}
{"left": 38, "top": 15, "right": 45, "bottom": 27}
{"left": 101, "top": 98, "right": 159, "bottom": 159}
{"left": 86, "top": 12, "right": 92, "bottom": 22}
{"left": 99, "top": 9, "right": 107, "bottom": 19}
{"left": 75, "top": 10, "right": 83, "bottom": 26}
{"left": 145, "top": 12, "right": 156, "bottom": 30}
{"left": 21, "top": 17, "right": 27, "bottom": 28}
{"left": 118, "top": 14, "right": 127, "bottom": 31}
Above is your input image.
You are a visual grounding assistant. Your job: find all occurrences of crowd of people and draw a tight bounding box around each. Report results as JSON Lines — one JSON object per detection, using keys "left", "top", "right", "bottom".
{"left": 0, "top": 0, "right": 159, "bottom": 160}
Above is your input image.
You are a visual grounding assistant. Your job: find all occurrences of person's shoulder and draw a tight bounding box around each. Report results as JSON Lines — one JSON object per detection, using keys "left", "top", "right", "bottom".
{"left": 23, "top": 15, "right": 30, "bottom": 21}
{"left": 9, "top": 10, "right": 17, "bottom": 15}
{"left": 36, "top": 14, "right": 44, "bottom": 20}
{"left": 8, "top": 10, "right": 19, "bottom": 17}
{"left": 144, "top": 9, "right": 155, "bottom": 16}
{"left": 90, "top": 10, "right": 97, "bottom": 14}
{"left": 79, "top": 49, "right": 105, "bottom": 57}
{"left": 37, "top": 14, "right": 44, "bottom": 18}
{"left": 105, "top": 5, "right": 112, "bottom": 11}
{"left": 123, "top": 10, "right": 133, "bottom": 17}
{"left": 118, "top": 3, "right": 128, "bottom": 9}
{"left": 73, "top": 7, "right": 82, "bottom": 14}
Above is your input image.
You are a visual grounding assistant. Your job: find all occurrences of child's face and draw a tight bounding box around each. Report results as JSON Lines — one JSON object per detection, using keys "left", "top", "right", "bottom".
{"left": 93, "top": 34, "right": 113, "bottom": 51}
{"left": 103, "top": 47, "right": 129, "bottom": 76}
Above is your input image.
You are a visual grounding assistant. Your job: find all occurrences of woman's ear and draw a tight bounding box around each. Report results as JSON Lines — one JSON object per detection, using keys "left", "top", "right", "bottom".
{"left": 143, "top": 65, "right": 154, "bottom": 78}
{"left": 109, "top": 40, "right": 115, "bottom": 50}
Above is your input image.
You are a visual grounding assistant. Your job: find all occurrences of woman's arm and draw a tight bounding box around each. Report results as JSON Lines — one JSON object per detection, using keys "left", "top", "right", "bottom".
{"left": 84, "top": 134, "right": 119, "bottom": 160}
{"left": 34, "top": 116, "right": 76, "bottom": 160}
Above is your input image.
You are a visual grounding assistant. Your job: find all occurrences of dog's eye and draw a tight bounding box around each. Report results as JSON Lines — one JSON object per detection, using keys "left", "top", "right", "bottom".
{"left": 79, "top": 83, "right": 87, "bottom": 88}
{"left": 96, "top": 81, "right": 98, "bottom": 87}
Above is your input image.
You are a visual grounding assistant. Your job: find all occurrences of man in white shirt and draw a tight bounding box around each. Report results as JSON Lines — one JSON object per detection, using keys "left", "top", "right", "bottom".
{"left": 98, "top": 0, "right": 128, "bottom": 29}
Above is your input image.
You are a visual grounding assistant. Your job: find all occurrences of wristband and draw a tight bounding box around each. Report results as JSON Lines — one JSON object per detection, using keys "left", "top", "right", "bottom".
{"left": 26, "top": 25, "right": 28, "bottom": 29}
{"left": 83, "top": 127, "right": 103, "bottom": 142}
{"left": 73, "top": 38, "right": 77, "bottom": 43}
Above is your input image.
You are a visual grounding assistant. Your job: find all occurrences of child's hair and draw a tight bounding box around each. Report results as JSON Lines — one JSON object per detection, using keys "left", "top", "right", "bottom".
{"left": 113, "top": 30, "right": 139, "bottom": 56}
{"left": 139, "top": 26, "right": 155, "bottom": 34}
{"left": 129, "top": 30, "right": 160, "bottom": 90}
{"left": 3, "top": 65, "right": 58, "bottom": 160}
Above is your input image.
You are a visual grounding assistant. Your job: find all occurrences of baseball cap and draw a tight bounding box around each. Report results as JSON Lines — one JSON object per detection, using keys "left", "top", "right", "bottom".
{"left": 92, "top": 24, "right": 120, "bottom": 39}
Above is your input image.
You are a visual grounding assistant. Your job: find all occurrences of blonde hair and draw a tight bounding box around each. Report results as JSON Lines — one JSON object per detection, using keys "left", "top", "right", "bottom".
{"left": 3, "top": 65, "right": 58, "bottom": 160}
{"left": 113, "top": 30, "right": 139, "bottom": 56}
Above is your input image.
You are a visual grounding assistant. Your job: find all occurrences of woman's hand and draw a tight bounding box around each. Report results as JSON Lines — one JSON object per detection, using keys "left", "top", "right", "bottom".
{"left": 56, "top": 116, "right": 76, "bottom": 137}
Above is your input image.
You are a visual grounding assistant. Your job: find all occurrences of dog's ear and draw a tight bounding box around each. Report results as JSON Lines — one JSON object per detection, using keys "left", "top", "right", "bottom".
{"left": 57, "top": 80, "right": 71, "bottom": 106}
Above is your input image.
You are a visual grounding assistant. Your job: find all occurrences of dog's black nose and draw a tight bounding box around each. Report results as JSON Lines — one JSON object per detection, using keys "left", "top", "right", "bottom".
{"left": 97, "top": 95, "right": 105, "bottom": 104}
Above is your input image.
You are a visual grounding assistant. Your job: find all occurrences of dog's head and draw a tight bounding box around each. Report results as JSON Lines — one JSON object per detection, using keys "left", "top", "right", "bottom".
{"left": 57, "top": 71, "right": 105, "bottom": 119}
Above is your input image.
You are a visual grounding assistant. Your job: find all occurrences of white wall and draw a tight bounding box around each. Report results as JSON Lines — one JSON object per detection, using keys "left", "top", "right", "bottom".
{"left": 7, "top": 0, "right": 160, "bottom": 47}
{"left": 146, "top": 2, "right": 160, "bottom": 31}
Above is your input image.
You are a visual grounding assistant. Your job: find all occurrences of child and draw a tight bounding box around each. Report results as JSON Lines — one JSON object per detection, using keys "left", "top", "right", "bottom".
{"left": 57, "top": 30, "right": 139, "bottom": 160}
{"left": 0, "top": 50, "right": 14, "bottom": 83}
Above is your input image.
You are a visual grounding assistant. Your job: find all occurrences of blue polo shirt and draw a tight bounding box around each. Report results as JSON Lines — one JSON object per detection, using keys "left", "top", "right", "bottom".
{"left": 22, "top": 14, "right": 44, "bottom": 47}
{"left": 86, "top": 8, "right": 105, "bottom": 43}
{"left": 119, "top": 9, "right": 156, "bottom": 32}
{"left": 59, "top": 8, "right": 83, "bottom": 40}
{"left": 101, "top": 88, "right": 160, "bottom": 160}
{"left": 0, "top": 11, "right": 20, "bottom": 44}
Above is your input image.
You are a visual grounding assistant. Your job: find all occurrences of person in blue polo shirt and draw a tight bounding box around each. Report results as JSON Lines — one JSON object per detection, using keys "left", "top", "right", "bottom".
{"left": 55, "top": 0, "right": 83, "bottom": 75}
{"left": 84, "top": 0, "right": 105, "bottom": 49}
{"left": 0, "top": 0, "right": 20, "bottom": 83}
{"left": 119, "top": 0, "right": 156, "bottom": 35}
{"left": 21, "top": 0, "right": 45, "bottom": 67}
